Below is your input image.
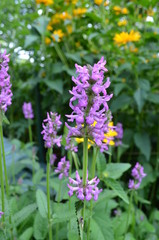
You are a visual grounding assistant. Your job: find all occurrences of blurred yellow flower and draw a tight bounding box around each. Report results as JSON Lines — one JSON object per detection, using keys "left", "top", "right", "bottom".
{"left": 45, "top": 37, "right": 51, "bottom": 45}
{"left": 117, "top": 19, "right": 127, "bottom": 26}
{"left": 47, "top": 24, "right": 53, "bottom": 31}
{"left": 152, "top": 54, "right": 157, "bottom": 58}
{"left": 113, "top": 6, "right": 128, "bottom": 15}
{"left": 113, "top": 6, "right": 121, "bottom": 15}
{"left": 129, "top": 46, "right": 138, "bottom": 53}
{"left": 105, "top": 19, "right": 109, "bottom": 23}
{"left": 122, "top": 78, "right": 126, "bottom": 83}
{"left": 65, "top": 0, "right": 78, "bottom": 4}
{"left": 73, "top": 8, "right": 87, "bottom": 16}
{"left": 104, "top": 1, "right": 109, "bottom": 6}
{"left": 147, "top": 8, "right": 154, "bottom": 16}
{"left": 121, "top": 8, "right": 128, "bottom": 14}
{"left": 59, "top": 12, "right": 72, "bottom": 20}
{"left": 66, "top": 25, "right": 73, "bottom": 34}
{"left": 75, "top": 41, "right": 81, "bottom": 48}
{"left": 51, "top": 29, "right": 64, "bottom": 42}
{"left": 36, "top": 0, "right": 53, "bottom": 5}
{"left": 114, "top": 30, "right": 141, "bottom": 46}
{"left": 94, "top": 0, "right": 103, "bottom": 5}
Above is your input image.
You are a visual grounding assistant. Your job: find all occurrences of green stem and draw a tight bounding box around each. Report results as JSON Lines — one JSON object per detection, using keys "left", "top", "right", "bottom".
{"left": 108, "top": 146, "right": 112, "bottom": 163}
{"left": 0, "top": 132, "right": 5, "bottom": 222}
{"left": 126, "top": 191, "right": 133, "bottom": 233}
{"left": 56, "top": 180, "right": 62, "bottom": 240}
{"left": 87, "top": 147, "right": 99, "bottom": 240}
{"left": 81, "top": 137, "right": 88, "bottom": 238}
{"left": 117, "top": 147, "right": 120, "bottom": 163}
{"left": 0, "top": 125, "right": 9, "bottom": 197}
{"left": 72, "top": 152, "right": 79, "bottom": 170}
{"left": 47, "top": 148, "right": 52, "bottom": 240}
{"left": 54, "top": 43, "right": 69, "bottom": 67}
{"left": 28, "top": 120, "right": 33, "bottom": 143}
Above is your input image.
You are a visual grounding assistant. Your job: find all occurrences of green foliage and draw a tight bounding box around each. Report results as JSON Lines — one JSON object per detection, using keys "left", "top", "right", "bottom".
{"left": 33, "top": 212, "right": 48, "bottom": 240}
{"left": 36, "top": 189, "right": 48, "bottom": 218}
{"left": 19, "top": 227, "right": 33, "bottom": 240}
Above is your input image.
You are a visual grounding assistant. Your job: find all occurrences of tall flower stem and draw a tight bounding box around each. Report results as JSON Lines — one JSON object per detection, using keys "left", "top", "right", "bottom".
{"left": 56, "top": 180, "right": 62, "bottom": 240}
{"left": 126, "top": 191, "right": 133, "bottom": 233}
{"left": 81, "top": 136, "right": 88, "bottom": 237}
{"left": 0, "top": 125, "right": 9, "bottom": 196}
{"left": 47, "top": 148, "right": 53, "bottom": 240}
{"left": 28, "top": 120, "right": 35, "bottom": 182}
{"left": 87, "top": 147, "right": 99, "bottom": 239}
{"left": 0, "top": 131, "right": 5, "bottom": 222}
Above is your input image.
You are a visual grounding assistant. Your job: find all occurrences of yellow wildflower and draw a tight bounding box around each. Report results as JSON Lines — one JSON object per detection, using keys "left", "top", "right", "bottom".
{"left": 47, "top": 24, "right": 53, "bottom": 31}
{"left": 75, "top": 138, "right": 93, "bottom": 149}
{"left": 121, "top": 8, "right": 128, "bottom": 14}
{"left": 129, "top": 46, "right": 138, "bottom": 53}
{"left": 65, "top": 0, "right": 78, "bottom": 4}
{"left": 104, "top": 1, "right": 109, "bottom": 6}
{"left": 51, "top": 29, "right": 64, "bottom": 42}
{"left": 45, "top": 37, "right": 51, "bottom": 45}
{"left": 59, "top": 12, "right": 72, "bottom": 21}
{"left": 114, "top": 30, "right": 141, "bottom": 46}
{"left": 105, "top": 19, "right": 109, "bottom": 23}
{"left": 36, "top": 0, "right": 53, "bottom": 5}
{"left": 117, "top": 19, "right": 127, "bottom": 26}
{"left": 113, "top": 6, "right": 121, "bottom": 15}
{"left": 147, "top": 8, "right": 154, "bottom": 16}
{"left": 94, "top": 0, "right": 103, "bottom": 5}
{"left": 129, "top": 30, "right": 141, "bottom": 42}
{"left": 66, "top": 25, "right": 73, "bottom": 34}
{"left": 152, "top": 54, "right": 157, "bottom": 58}
{"left": 103, "top": 122, "right": 117, "bottom": 146}
{"left": 73, "top": 8, "right": 87, "bottom": 16}
{"left": 75, "top": 42, "right": 81, "bottom": 48}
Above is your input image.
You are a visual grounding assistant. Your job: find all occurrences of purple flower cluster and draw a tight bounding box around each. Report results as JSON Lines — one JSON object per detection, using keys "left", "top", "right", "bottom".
{"left": 67, "top": 171, "right": 102, "bottom": 201}
{"left": 128, "top": 162, "right": 146, "bottom": 189}
{"left": 115, "top": 123, "right": 123, "bottom": 146}
{"left": 22, "top": 102, "right": 34, "bottom": 119}
{"left": 41, "top": 112, "right": 62, "bottom": 148}
{"left": 0, "top": 211, "right": 4, "bottom": 219}
{"left": 55, "top": 156, "right": 70, "bottom": 179}
{"left": 0, "top": 49, "right": 12, "bottom": 112}
{"left": 65, "top": 57, "right": 113, "bottom": 152}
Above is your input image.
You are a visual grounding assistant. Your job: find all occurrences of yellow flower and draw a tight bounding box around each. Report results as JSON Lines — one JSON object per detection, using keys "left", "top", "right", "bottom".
{"left": 65, "top": 0, "right": 78, "bottom": 4}
{"left": 73, "top": 8, "right": 87, "bottom": 16}
{"left": 105, "top": 19, "right": 109, "bottom": 23}
{"left": 117, "top": 19, "right": 127, "bottom": 26}
{"left": 114, "top": 30, "right": 141, "bottom": 46}
{"left": 51, "top": 29, "right": 64, "bottom": 42}
{"left": 75, "top": 41, "right": 81, "bottom": 48}
{"left": 104, "top": 1, "right": 109, "bottom": 6}
{"left": 113, "top": 6, "right": 121, "bottom": 15}
{"left": 66, "top": 25, "right": 73, "bottom": 34}
{"left": 75, "top": 138, "right": 93, "bottom": 149}
{"left": 121, "top": 8, "right": 128, "bottom": 14}
{"left": 47, "top": 24, "right": 53, "bottom": 31}
{"left": 36, "top": 0, "right": 53, "bottom": 5}
{"left": 59, "top": 12, "right": 72, "bottom": 21}
{"left": 152, "top": 54, "right": 157, "bottom": 58}
{"left": 45, "top": 37, "right": 51, "bottom": 45}
{"left": 94, "top": 0, "right": 103, "bottom": 5}
{"left": 147, "top": 8, "right": 154, "bottom": 16}
{"left": 129, "top": 46, "right": 138, "bottom": 53}
{"left": 129, "top": 30, "right": 141, "bottom": 42}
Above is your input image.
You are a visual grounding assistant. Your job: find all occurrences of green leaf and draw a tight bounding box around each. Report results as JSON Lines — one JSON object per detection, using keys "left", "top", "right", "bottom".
{"left": 36, "top": 189, "right": 48, "bottom": 218}
{"left": 33, "top": 16, "right": 49, "bottom": 35}
{"left": 134, "top": 88, "right": 148, "bottom": 112}
{"left": 53, "top": 202, "right": 76, "bottom": 224}
{"left": 110, "top": 94, "right": 132, "bottom": 113}
{"left": 19, "top": 227, "right": 33, "bottom": 240}
{"left": 65, "top": 52, "right": 82, "bottom": 64}
{"left": 148, "top": 93, "right": 159, "bottom": 104}
{"left": 33, "top": 212, "right": 48, "bottom": 240}
{"left": 103, "top": 163, "right": 131, "bottom": 179}
{"left": 45, "top": 79, "right": 63, "bottom": 94}
{"left": 24, "top": 35, "right": 39, "bottom": 48}
{"left": 114, "top": 83, "right": 127, "bottom": 96}
{"left": 13, "top": 203, "right": 37, "bottom": 227}
{"left": 134, "top": 132, "right": 151, "bottom": 161}
{"left": 104, "top": 179, "right": 129, "bottom": 204}
{"left": 33, "top": 169, "right": 44, "bottom": 185}
{"left": 90, "top": 203, "right": 114, "bottom": 240}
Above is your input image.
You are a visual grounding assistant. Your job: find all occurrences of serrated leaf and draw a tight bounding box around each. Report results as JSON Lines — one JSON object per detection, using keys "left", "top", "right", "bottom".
{"left": 19, "top": 227, "right": 33, "bottom": 240}
{"left": 33, "top": 212, "right": 48, "bottom": 240}
{"left": 13, "top": 203, "right": 37, "bottom": 227}
{"left": 53, "top": 202, "right": 76, "bottom": 224}
{"left": 134, "top": 132, "right": 151, "bottom": 161}
{"left": 104, "top": 178, "right": 129, "bottom": 204}
{"left": 134, "top": 88, "right": 148, "bottom": 112}
{"left": 103, "top": 163, "right": 131, "bottom": 179}
{"left": 36, "top": 189, "right": 48, "bottom": 218}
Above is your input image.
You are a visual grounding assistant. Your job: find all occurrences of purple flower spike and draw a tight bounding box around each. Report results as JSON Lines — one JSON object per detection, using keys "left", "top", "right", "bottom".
{"left": 0, "top": 211, "right": 4, "bottom": 219}
{"left": 67, "top": 170, "right": 102, "bottom": 201}
{"left": 0, "top": 49, "right": 12, "bottom": 112}
{"left": 55, "top": 156, "right": 70, "bottom": 179}
{"left": 128, "top": 162, "right": 146, "bottom": 189}
{"left": 41, "top": 112, "right": 62, "bottom": 148}
{"left": 65, "top": 57, "right": 113, "bottom": 152}
{"left": 22, "top": 102, "right": 34, "bottom": 119}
